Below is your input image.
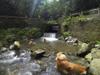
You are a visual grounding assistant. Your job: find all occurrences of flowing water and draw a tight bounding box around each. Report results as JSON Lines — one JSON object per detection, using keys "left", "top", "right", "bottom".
{"left": 0, "top": 50, "right": 41, "bottom": 75}
{"left": 0, "top": 33, "right": 79, "bottom": 75}
{"left": 0, "top": 50, "right": 61, "bottom": 75}
{"left": 41, "top": 33, "right": 58, "bottom": 42}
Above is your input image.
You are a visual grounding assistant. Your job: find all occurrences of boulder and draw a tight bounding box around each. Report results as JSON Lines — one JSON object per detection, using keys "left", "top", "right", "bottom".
{"left": 9, "top": 41, "right": 21, "bottom": 50}
{"left": 77, "top": 42, "right": 95, "bottom": 57}
{"left": 85, "top": 48, "right": 100, "bottom": 62}
{"left": 89, "top": 59, "right": 100, "bottom": 75}
{"left": 79, "top": 43, "right": 89, "bottom": 51}
{"left": 91, "top": 48, "right": 100, "bottom": 59}
{"left": 85, "top": 53, "right": 93, "bottom": 62}
{"left": 77, "top": 43, "right": 89, "bottom": 57}
{"left": 65, "top": 36, "right": 78, "bottom": 45}
{"left": 32, "top": 49, "right": 46, "bottom": 59}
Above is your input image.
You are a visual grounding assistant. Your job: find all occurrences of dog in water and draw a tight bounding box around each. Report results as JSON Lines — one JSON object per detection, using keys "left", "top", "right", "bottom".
{"left": 56, "top": 52, "right": 87, "bottom": 75}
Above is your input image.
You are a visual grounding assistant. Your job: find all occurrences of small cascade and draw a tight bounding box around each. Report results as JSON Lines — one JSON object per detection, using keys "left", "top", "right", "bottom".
{"left": 0, "top": 50, "right": 41, "bottom": 75}
{"left": 0, "top": 50, "right": 31, "bottom": 64}
{"left": 0, "top": 51, "right": 19, "bottom": 64}
{"left": 41, "top": 33, "right": 58, "bottom": 42}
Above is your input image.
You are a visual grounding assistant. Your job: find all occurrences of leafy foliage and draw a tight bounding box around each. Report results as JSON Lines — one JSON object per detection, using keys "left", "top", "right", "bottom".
{"left": 96, "top": 40, "right": 100, "bottom": 44}
{"left": 0, "top": 27, "right": 42, "bottom": 43}
{"left": 1, "top": 0, "right": 100, "bottom": 18}
{"left": 34, "top": 0, "right": 72, "bottom": 19}
{"left": 63, "top": 32, "right": 71, "bottom": 38}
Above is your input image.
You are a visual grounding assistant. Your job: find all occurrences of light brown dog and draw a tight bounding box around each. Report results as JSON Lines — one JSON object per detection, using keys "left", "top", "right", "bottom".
{"left": 56, "top": 52, "right": 87, "bottom": 75}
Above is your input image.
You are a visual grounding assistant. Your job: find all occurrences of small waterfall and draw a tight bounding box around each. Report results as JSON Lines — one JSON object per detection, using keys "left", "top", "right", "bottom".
{"left": 50, "top": 33, "right": 56, "bottom": 38}
{"left": 41, "top": 33, "right": 58, "bottom": 42}
{"left": 44, "top": 33, "right": 56, "bottom": 38}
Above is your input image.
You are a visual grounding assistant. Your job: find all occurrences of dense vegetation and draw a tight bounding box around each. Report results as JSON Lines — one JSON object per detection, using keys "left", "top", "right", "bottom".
{"left": 0, "top": 0, "right": 100, "bottom": 18}
{"left": 0, "top": 1, "right": 100, "bottom": 75}
{"left": 0, "top": 0, "right": 100, "bottom": 44}
{"left": 0, "top": 27, "right": 42, "bottom": 47}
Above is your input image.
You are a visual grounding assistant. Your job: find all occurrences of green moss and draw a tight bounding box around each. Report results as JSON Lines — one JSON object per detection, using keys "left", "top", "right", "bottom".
{"left": 59, "top": 14, "right": 100, "bottom": 42}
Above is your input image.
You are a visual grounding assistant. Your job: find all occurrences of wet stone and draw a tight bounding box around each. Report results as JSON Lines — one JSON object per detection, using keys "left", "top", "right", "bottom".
{"left": 65, "top": 36, "right": 78, "bottom": 45}
{"left": 0, "top": 47, "right": 8, "bottom": 53}
{"left": 33, "top": 50, "right": 46, "bottom": 59}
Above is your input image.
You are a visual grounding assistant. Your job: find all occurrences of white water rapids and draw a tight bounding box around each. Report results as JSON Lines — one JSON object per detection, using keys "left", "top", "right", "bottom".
{"left": 41, "top": 33, "right": 58, "bottom": 42}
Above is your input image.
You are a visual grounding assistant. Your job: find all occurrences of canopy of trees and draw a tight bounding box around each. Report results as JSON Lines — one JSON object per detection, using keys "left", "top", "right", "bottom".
{"left": 0, "top": 0, "right": 100, "bottom": 18}
{"left": 34, "top": 0, "right": 100, "bottom": 19}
